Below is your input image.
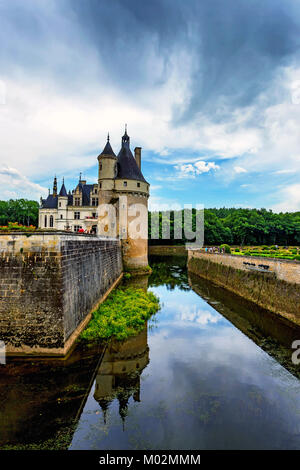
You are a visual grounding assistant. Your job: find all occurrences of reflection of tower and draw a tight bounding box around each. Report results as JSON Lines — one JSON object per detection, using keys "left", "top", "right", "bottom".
{"left": 94, "top": 325, "right": 149, "bottom": 427}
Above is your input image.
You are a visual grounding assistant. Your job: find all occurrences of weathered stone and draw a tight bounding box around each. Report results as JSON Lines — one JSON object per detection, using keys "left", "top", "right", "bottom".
{"left": 0, "top": 232, "right": 123, "bottom": 356}
{"left": 188, "top": 251, "right": 300, "bottom": 326}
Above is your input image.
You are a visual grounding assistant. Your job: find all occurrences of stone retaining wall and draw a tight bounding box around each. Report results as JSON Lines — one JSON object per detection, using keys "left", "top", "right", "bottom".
{"left": 149, "top": 245, "right": 187, "bottom": 256}
{"left": 188, "top": 251, "right": 300, "bottom": 326}
{"left": 0, "top": 232, "right": 123, "bottom": 356}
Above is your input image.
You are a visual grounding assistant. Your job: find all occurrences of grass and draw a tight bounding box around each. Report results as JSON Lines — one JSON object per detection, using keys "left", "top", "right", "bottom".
{"left": 80, "top": 286, "right": 160, "bottom": 342}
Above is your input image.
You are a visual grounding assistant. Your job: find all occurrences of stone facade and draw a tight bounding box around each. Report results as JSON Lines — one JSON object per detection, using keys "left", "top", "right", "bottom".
{"left": 0, "top": 233, "right": 123, "bottom": 356}
{"left": 188, "top": 250, "right": 300, "bottom": 326}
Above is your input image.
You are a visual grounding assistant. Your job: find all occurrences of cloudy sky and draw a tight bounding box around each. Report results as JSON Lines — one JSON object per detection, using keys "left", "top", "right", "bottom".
{"left": 0, "top": 0, "right": 300, "bottom": 211}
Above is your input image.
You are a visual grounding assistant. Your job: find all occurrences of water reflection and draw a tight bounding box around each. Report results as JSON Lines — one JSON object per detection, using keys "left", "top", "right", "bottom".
{"left": 0, "top": 344, "right": 104, "bottom": 449}
{"left": 70, "top": 256, "right": 300, "bottom": 450}
{"left": 2, "top": 255, "right": 300, "bottom": 450}
{"left": 94, "top": 327, "right": 149, "bottom": 427}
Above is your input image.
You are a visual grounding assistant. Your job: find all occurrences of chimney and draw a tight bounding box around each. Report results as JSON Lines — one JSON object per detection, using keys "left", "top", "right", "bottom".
{"left": 134, "top": 147, "right": 141, "bottom": 169}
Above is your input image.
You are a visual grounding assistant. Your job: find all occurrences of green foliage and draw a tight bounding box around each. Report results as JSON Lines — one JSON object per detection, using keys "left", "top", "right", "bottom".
{"left": 0, "top": 222, "right": 36, "bottom": 231}
{"left": 0, "top": 199, "right": 39, "bottom": 226}
{"left": 220, "top": 243, "right": 231, "bottom": 253}
{"left": 123, "top": 272, "right": 132, "bottom": 279}
{"left": 235, "top": 248, "right": 240, "bottom": 252}
{"left": 80, "top": 287, "right": 160, "bottom": 342}
{"left": 294, "top": 255, "right": 300, "bottom": 261}
{"left": 148, "top": 208, "right": 300, "bottom": 247}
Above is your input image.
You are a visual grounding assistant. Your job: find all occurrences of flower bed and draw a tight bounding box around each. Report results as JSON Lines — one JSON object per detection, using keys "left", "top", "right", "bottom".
{"left": 0, "top": 222, "right": 36, "bottom": 232}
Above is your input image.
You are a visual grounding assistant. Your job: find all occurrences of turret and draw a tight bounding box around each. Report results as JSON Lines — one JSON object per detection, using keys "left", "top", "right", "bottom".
{"left": 57, "top": 178, "right": 68, "bottom": 230}
{"left": 58, "top": 178, "right": 67, "bottom": 198}
{"left": 98, "top": 134, "right": 117, "bottom": 187}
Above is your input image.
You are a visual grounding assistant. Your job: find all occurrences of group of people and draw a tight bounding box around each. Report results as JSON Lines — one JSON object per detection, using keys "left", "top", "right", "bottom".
{"left": 204, "top": 246, "right": 225, "bottom": 253}
{"left": 65, "top": 226, "right": 96, "bottom": 234}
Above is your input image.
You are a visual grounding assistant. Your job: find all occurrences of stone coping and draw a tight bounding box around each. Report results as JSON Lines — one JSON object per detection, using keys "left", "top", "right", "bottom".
{"left": 0, "top": 231, "right": 118, "bottom": 240}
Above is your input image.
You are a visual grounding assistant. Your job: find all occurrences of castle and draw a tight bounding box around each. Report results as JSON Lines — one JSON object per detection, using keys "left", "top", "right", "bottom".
{"left": 39, "top": 127, "right": 150, "bottom": 271}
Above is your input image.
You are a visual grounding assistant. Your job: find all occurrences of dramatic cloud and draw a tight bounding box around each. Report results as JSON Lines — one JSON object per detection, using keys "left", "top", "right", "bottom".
{"left": 0, "top": 0, "right": 300, "bottom": 209}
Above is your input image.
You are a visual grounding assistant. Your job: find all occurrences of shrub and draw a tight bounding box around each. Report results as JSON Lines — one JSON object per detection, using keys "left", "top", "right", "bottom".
{"left": 235, "top": 248, "right": 240, "bottom": 252}
{"left": 0, "top": 222, "right": 36, "bottom": 232}
{"left": 294, "top": 255, "right": 300, "bottom": 261}
{"left": 220, "top": 244, "right": 231, "bottom": 254}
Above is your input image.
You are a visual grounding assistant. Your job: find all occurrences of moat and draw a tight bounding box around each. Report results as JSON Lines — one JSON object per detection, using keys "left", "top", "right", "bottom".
{"left": 1, "top": 255, "right": 300, "bottom": 450}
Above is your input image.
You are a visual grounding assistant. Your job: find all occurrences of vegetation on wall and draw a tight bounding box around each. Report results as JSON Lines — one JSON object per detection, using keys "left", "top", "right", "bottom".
{"left": 148, "top": 208, "right": 300, "bottom": 246}
{"left": 0, "top": 199, "right": 39, "bottom": 227}
{"left": 80, "top": 287, "right": 160, "bottom": 342}
{"left": 0, "top": 222, "right": 36, "bottom": 232}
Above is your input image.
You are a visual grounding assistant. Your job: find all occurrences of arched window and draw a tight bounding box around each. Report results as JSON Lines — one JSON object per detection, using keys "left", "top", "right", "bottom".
{"left": 44, "top": 215, "right": 47, "bottom": 227}
{"left": 50, "top": 215, "right": 54, "bottom": 227}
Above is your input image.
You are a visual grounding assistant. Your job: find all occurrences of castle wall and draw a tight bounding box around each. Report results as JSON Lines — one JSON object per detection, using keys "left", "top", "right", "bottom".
{"left": 120, "top": 193, "right": 149, "bottom": 271}
{"left": 188, "top": 250, "right": 300, "bottom": 326}
{"left": 0, "top": 232, "right": 123, "bottom": 356}
{"left": 114, "top": 179, "right": 149, "bottom": 194}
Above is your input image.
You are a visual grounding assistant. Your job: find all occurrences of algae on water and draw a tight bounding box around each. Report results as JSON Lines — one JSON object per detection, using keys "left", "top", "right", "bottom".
{"left": 80, "top": 287, "right": 160, "bottom": 342}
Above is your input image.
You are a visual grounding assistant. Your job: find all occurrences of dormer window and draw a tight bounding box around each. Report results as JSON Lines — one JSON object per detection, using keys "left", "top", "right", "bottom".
{"left": 74, "top": 197, "right": 81, "bottom": 206}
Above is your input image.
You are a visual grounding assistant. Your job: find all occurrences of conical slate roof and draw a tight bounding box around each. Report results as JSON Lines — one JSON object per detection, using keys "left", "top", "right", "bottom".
{"left": 117, "top": 145, "right": 147, "bottom": 183}
{"left": 116, "top": 127, "right": 147, "bottom": 183}
{"left": 59, "top": 180, "right": 67, "bottom": 197}
{"left": 100, "top": 134, "right": 116, "bottom": 157}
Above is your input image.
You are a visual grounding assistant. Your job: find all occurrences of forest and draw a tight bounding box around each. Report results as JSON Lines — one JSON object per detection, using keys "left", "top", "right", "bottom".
{"left": 148, "top": 208, "right": 300, "bottom": 246}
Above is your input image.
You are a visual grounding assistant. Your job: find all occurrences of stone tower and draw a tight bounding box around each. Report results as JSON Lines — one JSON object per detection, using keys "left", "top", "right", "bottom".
{"left": 97, "top": 128, "right": 150, "bottom": 273}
